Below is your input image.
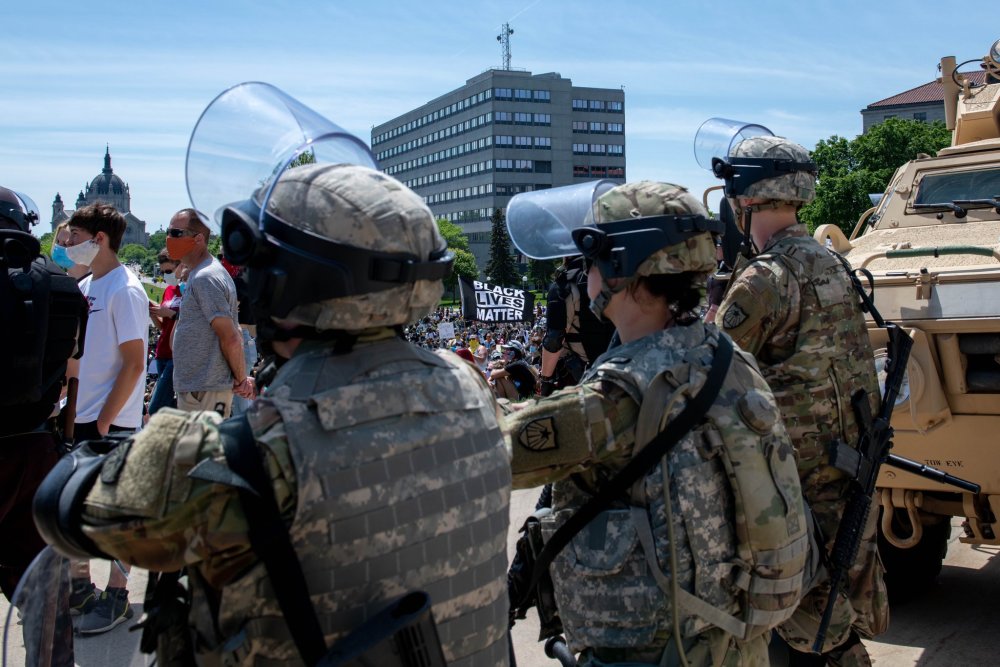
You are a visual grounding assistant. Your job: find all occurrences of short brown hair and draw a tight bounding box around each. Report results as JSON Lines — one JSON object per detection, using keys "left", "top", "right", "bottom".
{"left": 157, "top": 248, "right": 174, "bottom": 264}
{"left": 173, "top": 208, "right": 211, "bottom": 242}
{"left": 68, "top": 203, "right": 127, "bottom": 251}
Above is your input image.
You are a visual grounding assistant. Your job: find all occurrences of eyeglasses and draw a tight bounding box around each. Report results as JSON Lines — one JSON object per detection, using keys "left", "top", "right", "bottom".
{"left": 166, "top": 228, "right": 196, "bottom": 238}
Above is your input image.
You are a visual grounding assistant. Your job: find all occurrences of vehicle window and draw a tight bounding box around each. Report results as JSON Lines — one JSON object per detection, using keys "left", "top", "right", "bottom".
{"left": 915, "top": 167, "right": 1000, "bottom": 205}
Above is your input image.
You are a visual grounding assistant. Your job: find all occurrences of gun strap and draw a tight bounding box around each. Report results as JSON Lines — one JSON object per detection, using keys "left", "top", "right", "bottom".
{"left": 521, "top": 334, "right": 734, "bottom": 605}
{"left": 218, "top": 414, "right": 327, "bottom": 667}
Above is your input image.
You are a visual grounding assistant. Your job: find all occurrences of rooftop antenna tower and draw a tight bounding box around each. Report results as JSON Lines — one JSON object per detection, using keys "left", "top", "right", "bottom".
{"left": 497, "top": 23, "right": 514, "bottom": 70}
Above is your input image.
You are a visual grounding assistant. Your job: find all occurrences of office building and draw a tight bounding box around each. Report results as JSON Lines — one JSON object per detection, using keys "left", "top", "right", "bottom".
{"left": 372, "top": 70, "right": 626, "bottom": 268}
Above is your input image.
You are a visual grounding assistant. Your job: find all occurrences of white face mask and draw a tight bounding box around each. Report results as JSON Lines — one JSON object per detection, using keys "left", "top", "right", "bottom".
{"left": 162, "top": 272, "right": 178, "bottom": 286}
{"left": 65, "top": 239, "right": 100, "bottom": 267}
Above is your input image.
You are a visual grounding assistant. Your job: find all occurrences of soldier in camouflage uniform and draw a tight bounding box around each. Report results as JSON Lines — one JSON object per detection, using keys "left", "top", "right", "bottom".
{"left": 506, "top": 181, "right": 810, "bottom": 667}
{"left": 35, "top": 164, "right": 512, "bottom": 666}
{"left": 714, "top": 136, "right": 888, "bottom": 667}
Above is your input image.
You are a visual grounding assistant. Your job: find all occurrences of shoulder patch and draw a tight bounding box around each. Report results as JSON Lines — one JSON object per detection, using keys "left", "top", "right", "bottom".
{"left": 721, "top": 302, "right": 749, "bottom": 330}
{"left": 518, "top": 417, "right": 558, "bottom": 452}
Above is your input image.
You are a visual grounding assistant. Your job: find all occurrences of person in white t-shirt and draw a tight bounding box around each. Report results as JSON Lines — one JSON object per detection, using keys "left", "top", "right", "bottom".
{"left": 64, "top": 202, "right": 148, "bottom": 635}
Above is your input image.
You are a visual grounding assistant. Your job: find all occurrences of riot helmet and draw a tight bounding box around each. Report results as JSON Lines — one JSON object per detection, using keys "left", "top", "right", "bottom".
{"left": 186, "top": 83, "right": 453, "bottom": 336}
{"left": 570, "top": 181, "right": 723, "bottom": 319}
{"left": 0, "top": 187, "right": 40, "bottom": 233}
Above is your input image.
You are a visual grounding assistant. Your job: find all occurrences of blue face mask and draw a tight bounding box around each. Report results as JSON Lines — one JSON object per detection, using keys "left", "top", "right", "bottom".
{"left": 51, "top": 244, "right": 74, "bottom": 269}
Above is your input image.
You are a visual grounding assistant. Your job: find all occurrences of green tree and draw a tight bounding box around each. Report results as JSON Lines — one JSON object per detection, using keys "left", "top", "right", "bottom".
{"left": 444, "top": 247, "right": 479, "bottom": 303}
{"left": 119, "top": 243, "right": 155, "bottom": 274}
{"left": 527, "top": 258, "right": 558, "bottom": 290}
{"left": 148, "top": 229, "right": 166, "bottom": 255}
{"left": 38, "top": 232, "right": 54, "bottom": 258}
{"left": 484, "top": 208, "right": 518, "bottom": 286}
{"left": 436, "top": 218, "right": 470, "bottom": 252}
{"left": 799, "top": 119, "right": 952, "bottom": 235}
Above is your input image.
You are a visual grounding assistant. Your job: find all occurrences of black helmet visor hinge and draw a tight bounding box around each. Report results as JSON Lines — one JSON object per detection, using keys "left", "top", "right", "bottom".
{"left": 571, "top": 214, "right": 724, "bottom": 280}
{"left": 711, "top": 156, "right": 818, "bottom": 198}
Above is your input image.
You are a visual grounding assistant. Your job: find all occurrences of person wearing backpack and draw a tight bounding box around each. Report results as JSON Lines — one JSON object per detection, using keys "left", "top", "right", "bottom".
{"left": 713, "top": 137, "right": 886, "bottom": 667}
{"left": 504, "top": 181, "right": 812, "bottom": 666}
{"left": 0, "top": 187, "right": 85, "bottom": 666}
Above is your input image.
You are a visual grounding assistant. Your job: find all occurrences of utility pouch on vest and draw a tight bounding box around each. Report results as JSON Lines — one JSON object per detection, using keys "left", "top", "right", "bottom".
{"left": 517, "top": 336, "right": 734, "bottom": 633}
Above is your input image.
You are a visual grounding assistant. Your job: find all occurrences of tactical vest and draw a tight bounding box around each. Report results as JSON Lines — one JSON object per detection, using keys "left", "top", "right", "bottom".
{"left": 541, "top": 323, "right": 811, "bottom": 658}
{"left": 551, "top": 260, "right": 616, "bottom": 366}
{"left": 739, "top": 235, "right": 879, "bottom": 476}
{"left": 204, "top": 338, "right": 512, "bottom": 667}
{"left": 0, "top": 251, "right": 87, "bottom": 436}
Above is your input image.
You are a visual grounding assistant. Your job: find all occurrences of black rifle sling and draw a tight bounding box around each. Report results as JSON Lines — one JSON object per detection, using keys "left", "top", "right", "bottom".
{"left": 218, "top": 415, "right": 327, "bottom": 666}
{"left": 523, "top": 334, "right": 734, "bottom": 602}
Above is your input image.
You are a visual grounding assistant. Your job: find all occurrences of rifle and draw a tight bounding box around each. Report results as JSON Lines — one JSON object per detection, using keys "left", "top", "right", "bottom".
{"left": 317, "top": 591, "right": 446, "bottom": 667}
{"left": 813, "top": 324, "right": 980, "bottom": 652}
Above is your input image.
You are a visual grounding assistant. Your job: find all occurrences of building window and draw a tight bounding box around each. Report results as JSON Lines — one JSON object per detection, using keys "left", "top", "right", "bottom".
{"left": 496, "top": 111, "right": 512, "bottom": 124}
{"left": 496, "top": 159, "right": 513, "bottom": 171}
{"left": 495, "top": 88, "right": 513, "bottom": 100}
{"left": 608, "top": 166, "right": 625, "bottom": 178}
{"left": 515, "top": 159, "right": 533, "bottom": 171}
{"left": 514, "top": 112, "right": 532, "bottom": 124}
{"left": 572, "top": 121, "right": 588, "bottom": 133}
{"left": 533, "top": 137, "right": 551, "bottom": 149}
{"left": 573, "top": 143, "right": 588, "bottom": 154}
{"left": 534, "top": 161, "right": 552, "bottom": 174}
{"left": 607, "top": 101, "right": 623, "bottom": 112}
{"left": 590, "top": 144, "right": 607, "bottom": 155}
{"left": 515, "top": 88, "right": 532, "bottom": 100}
{"left": 496, "top": 135, "right": 513, "bottom": 146}
{"left": 533, "top": 113, "right": 551, "bottom": 125}
{"left": 515, "top": 136, "right": 532, "bottom": 148}
{"left": 533, "top": 90, "right": 551, "bottom": 102}
{"left": 572, "top": 99, "right": 587, "bottom": 110}
{"left": 608, "top": 144, "right": 624, "bottom": 156}
{"left": 588, "top": 100, "right": 605, "bottom": 111}
{"left": 590, "top": 166, "right": 607, "bottom": 177}
{"left": 913, "top": 112, "right": 927, "bottom": 122}
{"left": 573, "top": 165, "right": 590, "bottom": 177}
{"left": 589, "top": 121, "right": 606, "bottom": 133}
{"left": 608, "top": 122, "right": 624, "bottom": 134}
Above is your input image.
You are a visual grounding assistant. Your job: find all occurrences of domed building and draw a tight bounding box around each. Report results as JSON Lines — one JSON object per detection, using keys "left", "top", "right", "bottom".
{"left": 50, "top": 147, "right": 149, "bottom": 247}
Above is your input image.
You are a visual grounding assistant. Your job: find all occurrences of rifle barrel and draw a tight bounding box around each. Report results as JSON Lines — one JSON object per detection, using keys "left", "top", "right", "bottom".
{"left": 887, "top": 454, "right": 981, "bottom": 493}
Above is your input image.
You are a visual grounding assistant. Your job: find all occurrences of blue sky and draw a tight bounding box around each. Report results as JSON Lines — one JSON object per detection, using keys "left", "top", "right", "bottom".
{"left": 3, "top": 1, "right": 996, "bottom": 235}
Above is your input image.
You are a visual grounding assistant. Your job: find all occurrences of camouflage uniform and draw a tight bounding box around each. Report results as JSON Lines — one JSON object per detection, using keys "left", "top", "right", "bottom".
{"left": 717, "top": 225, "right": 889, "bottom": 664}
{"left": 509, "top": 322, "right": 808, "bottom": 666}
{"left": 80, "top": 331, "right": 512, "bottom": 666}
{"left": 69, "top": 163, "right": 513, "bottom": 666}
{"left": 506, "top": 181, "right": 810, "bottom": 667}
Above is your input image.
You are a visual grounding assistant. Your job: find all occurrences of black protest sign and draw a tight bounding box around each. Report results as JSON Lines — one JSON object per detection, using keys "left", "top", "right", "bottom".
{"left": 459, "top": 276, "right": 535, "bottom": 323}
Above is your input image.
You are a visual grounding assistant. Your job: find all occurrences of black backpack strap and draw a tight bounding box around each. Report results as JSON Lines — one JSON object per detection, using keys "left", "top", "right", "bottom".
{"left": 217, "top": 414, "right": 327, "bottom": 666}
{"left": 522, "top": 334, "right": 734, "bottom": 601}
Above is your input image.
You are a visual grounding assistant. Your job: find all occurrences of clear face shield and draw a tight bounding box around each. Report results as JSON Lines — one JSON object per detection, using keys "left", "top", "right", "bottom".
{"left": 185, "top": 81, "right": 377, "bottom": 234}
{"left": 505, "top": 180, "right": 617, "bottom": 260}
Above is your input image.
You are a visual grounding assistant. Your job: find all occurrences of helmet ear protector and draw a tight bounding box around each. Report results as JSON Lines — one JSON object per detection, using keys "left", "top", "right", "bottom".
{"left": 711, "top": 156, "right": 817, "bottom": 198}
{"left": 571, "top": 214, "right": 724, "bottom": 280}
{"left": 221, "top": 199, "right": 454, "bottom": 320}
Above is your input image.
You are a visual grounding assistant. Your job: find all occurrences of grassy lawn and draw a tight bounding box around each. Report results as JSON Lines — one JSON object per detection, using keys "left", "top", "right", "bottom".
{"left": 144, "top": 282, "right": 164, "bottom": 303}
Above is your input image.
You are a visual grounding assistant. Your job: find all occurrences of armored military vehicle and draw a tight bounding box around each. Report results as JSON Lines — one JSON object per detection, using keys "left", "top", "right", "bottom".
{"left": 816, "top": 39, "right": 1000, "bottom": 590}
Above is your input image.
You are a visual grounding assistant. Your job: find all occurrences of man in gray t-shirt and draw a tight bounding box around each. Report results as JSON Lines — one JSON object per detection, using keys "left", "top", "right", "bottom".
{"left": 166, "top": 208, "right": 253, "bottom": 417}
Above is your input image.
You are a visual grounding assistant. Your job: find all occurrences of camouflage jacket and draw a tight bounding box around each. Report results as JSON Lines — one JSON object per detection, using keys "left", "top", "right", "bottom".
{"left": 505, "top": 322, "right": 804, "bottom": 665}
{"left": 717, "top": 224, "right": 880, "bottom": 481}
{"left": 81, "top": 332, "right": 512, "bottom": 667}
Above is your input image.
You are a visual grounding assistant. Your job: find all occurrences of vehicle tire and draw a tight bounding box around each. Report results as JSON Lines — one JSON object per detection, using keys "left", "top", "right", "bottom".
{"left": 877, "top": 508, "right": 951, "bottom": 602}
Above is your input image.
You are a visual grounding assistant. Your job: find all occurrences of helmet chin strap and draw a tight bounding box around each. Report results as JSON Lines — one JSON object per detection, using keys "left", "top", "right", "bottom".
{"left": 588, "top": 272, "right": 633, "bottom": 321}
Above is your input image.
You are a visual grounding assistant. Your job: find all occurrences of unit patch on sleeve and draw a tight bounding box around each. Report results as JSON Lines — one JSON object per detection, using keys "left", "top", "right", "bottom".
{"left": 721, "top": 302, "right": 749, "bottom": 330}
{"left": 518, "top": 417, "right": 558, "bottom": 452}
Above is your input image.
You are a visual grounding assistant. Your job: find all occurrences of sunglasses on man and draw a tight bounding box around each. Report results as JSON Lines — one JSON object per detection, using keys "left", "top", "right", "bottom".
{"left": 166, "top": 228, "right": 198, "bottom": 238}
